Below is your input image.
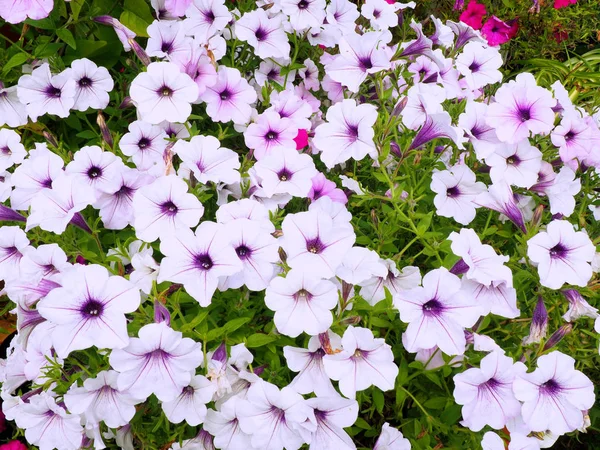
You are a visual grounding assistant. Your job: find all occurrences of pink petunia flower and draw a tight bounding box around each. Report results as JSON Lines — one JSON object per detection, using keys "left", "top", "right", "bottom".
{"left": 481, "top": 16, "right": 512, "bottom": 46}
{"left": 554, "top": 0, "right": 577, "bottom": 9}
{"left": 459, "top": 0, "right": 486, "bottom": 30}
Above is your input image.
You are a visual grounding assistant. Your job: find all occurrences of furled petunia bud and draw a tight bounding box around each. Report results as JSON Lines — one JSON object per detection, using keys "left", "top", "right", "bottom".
{"left": 543, "top": 323, "right": 573, "bottom": 352}
{"left": 561, "top": 289, "right": 598, "bottom": 322}
{"left": 523, "top": 296, "right": 548, "bottom": 345}
{"left": 43, "top": 131, "right": 58, "bottom": 148}
{"left": 154, "top": 300, "right": 171, "bottom": 326}
{"left": 96, "top": 112, "right": 113, "bottom": 149}
{"left": 531, "top": 204, "right": 544, "bottom": 228}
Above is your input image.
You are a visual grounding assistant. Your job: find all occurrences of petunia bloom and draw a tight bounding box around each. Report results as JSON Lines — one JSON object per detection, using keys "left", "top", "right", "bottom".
{"left": 109, "top": 322, "right": 203, "bottom": 402}
{"left": 527, "top": 220, "right": 596, "bottom": 289}
{"left": 513, "top": 351, "right": 595, "bottom": 434}
{"left": 37, "top": 264, "right": 140, "bottom": 358}
{"left": 323, "top": 326, "right": 399, "bottom": 399}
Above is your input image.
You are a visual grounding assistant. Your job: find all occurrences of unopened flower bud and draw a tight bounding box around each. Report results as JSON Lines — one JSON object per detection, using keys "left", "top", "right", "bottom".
{"left": 119, "top": 96, "right": 133, "bottom": 109}
{"left": 389, "top": 141, "right": 402, "bottom": 159}
{"left": 129, "top": 38, "right": 151, "bottom": 66}
{"left": 531, "top": 204, "right": 544, "bottom": 228}
{"left": 43, "top": 131, "right": 58, "bottom": 148}
{"left": 371, "top": 209, "right": 378, "bottom": 228}
{"left": 450, "top": 258, "right": 469, "bottom": 275}
{"left": 392, "top": 97, "right": 408, "bottom": 117}
{"left": 96, "top": 112, "right": 113, "bottom": 148}
{"left": 212, "top": 342, "right": 227, "bottom": 363}
{"left": 278, "top": 246, "right": 287, "bottom": 264}
{"left": 70, "top": 212, "right": 92, "bottom": 234}
{"left": 154, "top": 300, "right": 171, "bottom": 326}
{"left": 543, "top": 323, "right": 573, "bottom": 352}
{"left": 341, "top": 280, "right": 353, "bottom": 302}
{"left": 340, "top": 315, "right": 362, "bottom": 326}
{"left": 523, "top": 296, "right": 548, "bottom": 345}
{"left": 561, "top": 289, "right": 598, "bottom": 321}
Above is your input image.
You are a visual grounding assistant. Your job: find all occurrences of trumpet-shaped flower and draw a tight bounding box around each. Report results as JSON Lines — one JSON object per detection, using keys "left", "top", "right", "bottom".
{"left": 110, "top": 322, "right": 203, "bottom": 402}
{"left": 323, "top": 327, "right": 398, "bottom": 399}
{"left": 373, "top": 423, "right": 411, "bottom": 450}
{"left": 184, "top": 0, "right": 232, "bottom": 42}
{"left": 513, "top": 351, "right": 595, "bottom": 434}
{"left": 0, "top": 226, "right": 30, "bottom": 282}
{"left": 120, "top": 120, "right": 169, "bottom": 171}
{"left": 17, "top": 64, "right": 76, "bottom": 121}
{"left": 10, "top": 145, "right": 64, "bottom": 210}
{"left": 65, "top": 145, "right": 125, "bottom": 194}
{"left": 265, "top": 270, "right": 338, "bottom": 337}
{"left": 486, "top": 140, "right": 542, "bottom": 189}
{"left": 130, "top": 62, "right": 199, "bottom": 124}
{"left": 158, "top": 222, "right": 242, "bottom": 306}
{"left": 26, "top": 174, "right": 96, "bottom": 234}
{"left": 486, "top": 73, "right": 556, "bottom": 144}
{"left": 204, "top": 397, "right": 253, "bottom": 450}
{"left": 237, "top": 380, "right": 313, "bottom": 450}
{"left": 395, "top": 268, "right": 481, "bottom": 355}
{"left": 281, "top": 209, "right": 355, "bottom": 278}
{"left": 200, "top": 66, "right": 257, "bottom": 125}
{"left": 235, "top": 9, "right": 290, "bottom": 60}
{"left": 65, "top": 58, "right": 114, "bottom": 111}
{"left": 284, "top": 333, "right": 341, "bottom": 397}
{"left": 132, "top": 175, "right": 204, "bottom": 242}
{"left": 253, "top": 146, "right": 317, "bottom": 198}
{"left": 448, "top": 228, "right": 512, "bottom": 287}
{"left": 63, "top": 370, "right": 140, "bottom": 428}
{"left": 454, "top": 351, "right": 525, "bottom": 431}
{"left": 431, "top": 165, "right": 486, "bottom": 225}
{"left": 0, "top": 84, "right": 28, "bottom": 127}
{"left": 0, "top": 129, "right": 26, "bottom": 172}
{"left": 306, "top": 396, "right": 358, "bottom": 450}
{"left": 218, "top": 218, "right": 279, "bottom": 291}
{"left": 14, "top": 392, "right": 83, "bottom": 450}
{"left": 244, "top": 111, "right": 298, "bottom": 160}
{"left": 359, "top": 260, "right": 421, "bottom": 306}
{"left": 37, "top": 264, "right": 140, "bottom": 358}
{"left": 174, "top": 135, "right": 240, "bottom": 185}
{"left": 281, "top": 0, "right": 326, "bottom": 31}
{"left": 325, "top": 32, "right": 391, "bottom": 93}
{"left": 456, "top": 42, "right": 503, "bottom": 90}
{"left": 527, "top": 220, "right": 595, "bottom": 289}
{"left": 162, "top": 375, "right": 216, "bottom": 426}
{"left": 313, "top": 99, "right": 378, "bottom": 168}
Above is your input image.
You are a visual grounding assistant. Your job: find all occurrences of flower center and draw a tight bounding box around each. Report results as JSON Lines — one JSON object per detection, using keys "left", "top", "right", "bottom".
{"left": 46, "top": 86, "right": 62, "bottom": 98}
{"left": 220, "top": 89, "right": 231, "bottom": 101}
{"left": 41, "top": 178, "right": 53, "bottom": 188}
{"left": 506, "top": 154, "right": 521, "bottom": 165}
{"left": 255, "top": 27, "right": 268, "bottom": 42}
{"left": 446, "top": 185, "right": 460, "bottom": 198}
{"left": 468, "top": 61, "right": 480, "bottom": 72}
{"left": 160, "top": 201, "right": 178, "bottom": 216}
{"left": 297, "top": 0, "right": 309, "bottom": 9}
{"left": 265, "top": 130, "right": 279, "bottom": 141}
{"left": 549, "top": 243, "right": 568, "bottom": 259}
{"left": 195, "top": 253, "right": 214, "bottom": 270}
{"left": 564, "top": 130, "right": 575, "bottom": 141}
{"left": 346, "top": 124, "right": 359, "bottom": 140}
{"left": 87, "top": 166, "right": 102, "bottom": 179}
{"left": 161, "top": 41, "right": 174, "bottom": 53}
{"left": 306, "top": 237, "right": 325, "bottom": 254}
{"left": 278, "top": 168, "right": 293, "bottom": 181}
{"left": 138, "top": 137, "right": 151, "bottom": 149}
{"left": 422, "top": 299, "right": 444, "bottom": 316}
{"left": 159, "top": 85, "right": 173, "bottom": 97}
{"left": 540, "top": 378, "right": 562, "bottom": 396}
{"left": 81, "top": 299, "right": 104, "bottom": 318}
{"left": 1, "top": 146, "right": 11, "bottom": 155}
{"left": 294, "top": 288, "right": 312, "bottom": 301}
{"left": 236, "top": 245, "right": 252, "bottom": 259}
{"left": 78, "top": 77, "right": 92, "bottom": 87}
{"left": 518, "top": 106, "right": 531, "bottom": 122}
{"left": 117, "top": 185, "right": 134, "bottom": 197}
{"left": 358, "top": 57, "right": 373, "bottom": 71}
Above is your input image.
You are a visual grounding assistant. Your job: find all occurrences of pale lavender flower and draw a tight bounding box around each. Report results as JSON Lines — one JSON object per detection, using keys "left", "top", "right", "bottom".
{"left": 474, "top": 181, "right": 526, "bottom": 233}
{"left": 162, "top": 375, "right": 216, "bottom": 425}
{"left": 109, "top": 322, "right": 203, "bottom": 402}
{"left": 37, "top": 264, "right": 140, "bottom": 358}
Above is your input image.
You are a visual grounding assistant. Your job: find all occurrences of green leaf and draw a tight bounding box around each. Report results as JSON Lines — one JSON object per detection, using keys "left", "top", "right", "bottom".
{"left": 354, "top": 418, "right": 371, "bottom": 430}
{"left": 222, "top": 317, "right": 252, "bottom": 334}
{"left": 2, "top": 54, "right": 29, "bottom": 73}
{"left": 423, "top": 397, "right": 447, "bottom": 409}
{"left": 34, "top": 43, "right": 65, "bottom": 58}
{"left": 57, "top": 29, "right": 77, "bottom": 50}
{"left": 25, "top": 17, "right": 57, "bottom": 30}
{"left": 372, "top": 388, "right": 385, "bottom": 414}
{"left": 370, "top": 317, "right": 391, "bottom": 328}
{"left": 124, "top": 0, "right": 155, "bottom": 22}
{"left": 416, "top": 212, "right": 433, "bottom": 236}
{"left": 71, "top": 0, "right": 85, "bottom": 21}
{"left": 120, "top": 10, "right": 151, "bottom": 37}
{"left": 246, "top": 333, "right": 278, "bottom": 348}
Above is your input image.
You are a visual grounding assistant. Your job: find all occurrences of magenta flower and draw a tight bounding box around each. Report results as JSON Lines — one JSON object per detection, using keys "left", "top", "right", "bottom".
{"left": 481, "top": 16, "right": 512, "bottom": 46}
{"left": 459, "top": 0, "right": 486, "bottom": 30}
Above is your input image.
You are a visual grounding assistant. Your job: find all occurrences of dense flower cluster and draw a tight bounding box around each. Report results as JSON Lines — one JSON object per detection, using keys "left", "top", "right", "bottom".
{"left": 0, "top": 0, "right": 599, "bottom": 449}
